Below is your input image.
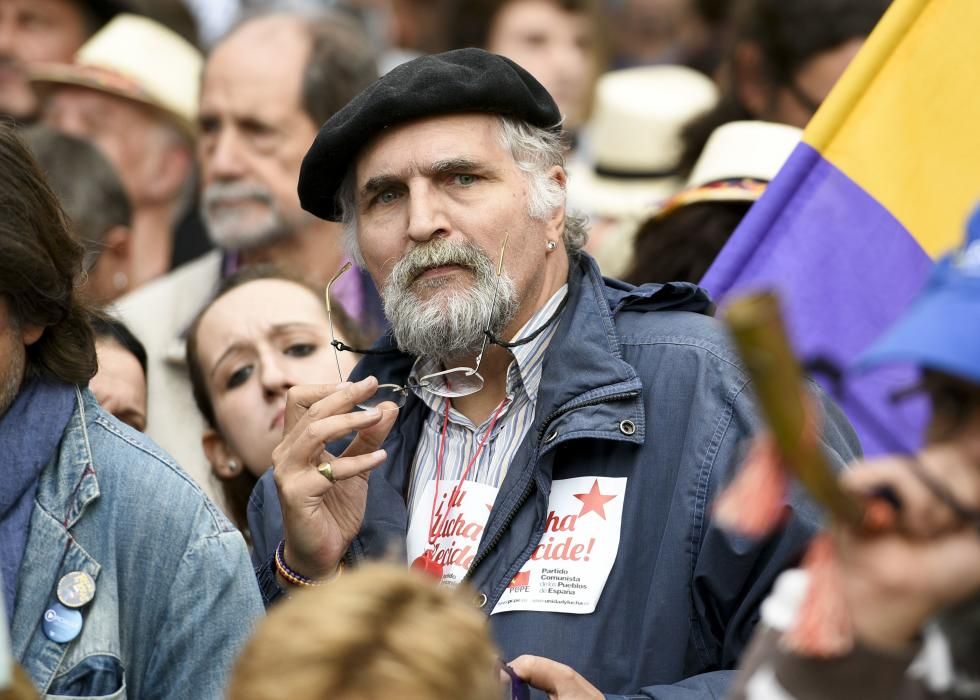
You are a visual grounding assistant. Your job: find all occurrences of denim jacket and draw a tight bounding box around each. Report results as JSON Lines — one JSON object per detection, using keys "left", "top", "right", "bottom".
{"left": 250, "top": 254, "right": 861, "bottom": 699}
{"left": 12, "top": 388, "right": 263, "bottom": 699}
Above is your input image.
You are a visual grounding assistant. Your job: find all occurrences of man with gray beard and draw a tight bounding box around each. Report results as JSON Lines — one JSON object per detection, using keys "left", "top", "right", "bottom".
{"left": 248, "top": 49, "right": 861, "bottom": 699}
{"left": 114, "top": 10, "right": 386, "bottom": 504}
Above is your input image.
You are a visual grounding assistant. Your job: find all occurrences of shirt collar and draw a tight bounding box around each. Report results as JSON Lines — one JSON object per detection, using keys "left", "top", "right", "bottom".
{"left": 409, "top": 284, "right": 568, "bottom": 414}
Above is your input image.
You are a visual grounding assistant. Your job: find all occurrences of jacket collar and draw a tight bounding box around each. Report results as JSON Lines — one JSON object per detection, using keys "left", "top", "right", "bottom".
{"left": 349, "top": 252, "right": 713, "bottom": 442}
{"left": 33, "top": 387, "right": 101, "bottom": 531}
{"left": 13, "top": 388, "right": 102, "bottom": 682}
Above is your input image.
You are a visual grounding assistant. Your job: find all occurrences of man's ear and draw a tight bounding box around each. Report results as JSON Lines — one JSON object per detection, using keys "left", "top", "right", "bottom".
{"left": 545, "top": 165, "right": 568, "bottom": 240}
{"left": 102, "top": 225, "right": 132, "bottom": 263}
{"left": 146, "top": 140, "right": 192, "bottom": 202}
{"left": 21, "top": 325, "right": 43, "bottom": 346}
{"left": 203, "top": 429, "right": 242, "bottom": 481}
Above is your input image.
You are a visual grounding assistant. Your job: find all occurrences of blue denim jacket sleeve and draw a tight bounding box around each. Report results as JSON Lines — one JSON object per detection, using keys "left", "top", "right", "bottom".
{"left": 142, "top": 530, "right": 264, "bottom": 698}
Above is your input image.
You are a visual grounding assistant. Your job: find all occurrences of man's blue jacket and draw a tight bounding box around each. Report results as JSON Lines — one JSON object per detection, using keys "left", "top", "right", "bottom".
{"left": 249, "top": 253, "right": 860, "bottom": 699}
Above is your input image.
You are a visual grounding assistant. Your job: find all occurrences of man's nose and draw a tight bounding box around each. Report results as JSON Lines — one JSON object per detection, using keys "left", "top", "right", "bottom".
{"left": 405, "top": 183, "right": 451, "bottom": 243}
{"left": 204, "top": 127, "right": 247, "bottom": 181}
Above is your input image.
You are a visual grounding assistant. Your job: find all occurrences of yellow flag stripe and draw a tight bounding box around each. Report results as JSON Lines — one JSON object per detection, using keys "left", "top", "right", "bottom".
{"left": 804, "top": 0, "right": 980, "bottom": 257}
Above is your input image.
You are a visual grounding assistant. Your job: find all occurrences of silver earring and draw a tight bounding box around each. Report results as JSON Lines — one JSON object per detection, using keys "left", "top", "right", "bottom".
{"left": 227, "top": 459, "right": 238, "bottom": 472}
{"left": 112, "top": 271, "right": 129, "bottom": 291}
{"left": 546, "top": 240, "right": 558, "bottom": 251}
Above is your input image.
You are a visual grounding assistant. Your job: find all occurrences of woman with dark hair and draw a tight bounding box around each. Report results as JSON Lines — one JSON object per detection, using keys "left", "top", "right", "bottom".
{"left": 89, "top": 315, "right": 149, "bottom": 432}
{"left": 0, "top": 123, "right": 260, "bottom": 698}
{"left": 678, "top": 0, "right": 889, "bottom": 175}
{"left": 186, "top": 265, "right": 365, "bottom": 537}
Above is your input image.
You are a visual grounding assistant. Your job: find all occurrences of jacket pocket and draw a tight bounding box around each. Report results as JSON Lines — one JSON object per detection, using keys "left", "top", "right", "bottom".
{"left": 45, "top": 654, "right": 125, "bottom": 699}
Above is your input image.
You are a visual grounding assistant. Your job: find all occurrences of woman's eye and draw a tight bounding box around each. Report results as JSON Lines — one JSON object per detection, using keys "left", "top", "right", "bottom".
{"left": 285, "top": 343, "right": 316, "bottom": 358}
{"left": 226, "top": 365, "right": 253, "bottom": 390}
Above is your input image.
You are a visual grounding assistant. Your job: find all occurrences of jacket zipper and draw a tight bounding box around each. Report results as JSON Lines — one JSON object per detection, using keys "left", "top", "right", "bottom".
{"left": 462, "top": 389, "right": 641, "bottom": 584}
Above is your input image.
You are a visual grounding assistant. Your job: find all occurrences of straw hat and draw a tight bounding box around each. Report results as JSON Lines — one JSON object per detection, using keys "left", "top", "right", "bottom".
{"left": 567, "top": 65, "right": 719, "bottom": 219}
{"left": 29, "top": 14, "right": 202, "bottom": 137}
{"left": 653, "top": 120, "right": 802, "bottom": 218}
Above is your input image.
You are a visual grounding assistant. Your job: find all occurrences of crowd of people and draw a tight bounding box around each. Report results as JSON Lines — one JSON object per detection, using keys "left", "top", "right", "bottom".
{"left": 0, "top": 0, "right": 977, "bottom": 699}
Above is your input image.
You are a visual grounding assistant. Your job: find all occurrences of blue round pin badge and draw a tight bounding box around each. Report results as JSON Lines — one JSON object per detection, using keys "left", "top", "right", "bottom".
{"left": 42, "top": 603, "right": 83, "bottom": 643}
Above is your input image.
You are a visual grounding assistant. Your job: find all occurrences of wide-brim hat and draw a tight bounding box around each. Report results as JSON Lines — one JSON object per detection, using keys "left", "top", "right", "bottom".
{"left": 567, "top": 65, "right": 719, "bottom": 220}
{"left": 860, "top": 208, "right": 980, "bottom": 384}
{"left": 29, "top": 13, "right": 202, "bottom": 137}
{"left": 650, "top": 120, "right": 802, "bottom": 220}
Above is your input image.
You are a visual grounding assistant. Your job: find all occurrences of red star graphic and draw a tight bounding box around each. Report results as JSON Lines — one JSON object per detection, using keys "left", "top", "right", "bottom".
{"left": 574, "top": 479, "right": 617, "bottom": 520}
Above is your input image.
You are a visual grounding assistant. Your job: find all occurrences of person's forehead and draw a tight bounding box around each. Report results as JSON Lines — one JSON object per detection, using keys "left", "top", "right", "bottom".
{"left": 354, "top": 113, "right": 509, "bottom": 180}
{"left": 203, "top": 17, "right": 310, "bottom": 111}
{"left": 95, "top": 339, "right": 146, "bottom": 386}
{"left": 1, "top": 0, "right": 84, "bottom": 19}
{"left": 493, "top": 0, "right": 590, "bottom": 26}
{"left": 46, "top": 85, "right": 157, "bottom": 122}
{"left": 199, "top": 280, "right": 325, "bottom": 346}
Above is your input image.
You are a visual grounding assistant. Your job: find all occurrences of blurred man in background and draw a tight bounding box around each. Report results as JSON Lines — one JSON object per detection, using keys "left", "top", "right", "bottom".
{"left": 22, "top": 125, "right": 134, "bottom": 303}
{"left": 0, "top": 0, "right": 121, "bottom": 120}
{"left": 116, "top": 9, "right": 385, "bottom": 506}
{"left": 33, "top": 13, "right": 205, "bottom": 290}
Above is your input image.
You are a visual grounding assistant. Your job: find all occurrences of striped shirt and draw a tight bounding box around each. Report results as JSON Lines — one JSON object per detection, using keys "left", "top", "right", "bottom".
{"left": 405, "top": 285, "right": 568, "bottom": 518}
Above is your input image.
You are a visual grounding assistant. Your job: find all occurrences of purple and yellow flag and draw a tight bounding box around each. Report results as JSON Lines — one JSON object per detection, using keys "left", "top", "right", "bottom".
{"left": 702, "top": 0, "right": 980, "bottom": 455}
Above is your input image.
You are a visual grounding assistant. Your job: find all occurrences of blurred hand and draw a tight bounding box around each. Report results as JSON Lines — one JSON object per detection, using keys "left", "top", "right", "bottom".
{"left": 272, "top": 377, "right": 399, "bottom": 580}
{"left": 508, "top": 655, "right": 603, "bottom": 700}
{"left": 835, "top": 448, "right": 980, "bottom": 652}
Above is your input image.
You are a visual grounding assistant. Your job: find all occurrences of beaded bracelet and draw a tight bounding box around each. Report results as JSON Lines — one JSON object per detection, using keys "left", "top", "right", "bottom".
{"left": 274, "top": 539, "right": 343, "bottom": 587}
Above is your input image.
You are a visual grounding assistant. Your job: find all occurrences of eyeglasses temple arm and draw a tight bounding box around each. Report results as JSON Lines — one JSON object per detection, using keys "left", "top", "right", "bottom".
{"left": 325, "top": 261, "right": 354, "bottom": 382}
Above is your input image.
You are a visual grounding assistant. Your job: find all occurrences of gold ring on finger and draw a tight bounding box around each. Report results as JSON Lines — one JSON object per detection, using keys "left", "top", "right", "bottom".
{"left": 317, "top": 461, "right": 337, "bottom": 483}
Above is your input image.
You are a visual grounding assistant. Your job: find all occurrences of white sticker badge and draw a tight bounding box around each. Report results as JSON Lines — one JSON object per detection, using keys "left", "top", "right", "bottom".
{"left": 406, "top": 479, "right": 499, "bottom": 587}
{"left": 492, "top": 476, "right": 627, "bottom": 615}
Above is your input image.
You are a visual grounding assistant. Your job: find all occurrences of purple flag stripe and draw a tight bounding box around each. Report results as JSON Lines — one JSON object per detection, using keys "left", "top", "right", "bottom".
{"left": 702, "top": 143, "right": 933, "bottom": 455}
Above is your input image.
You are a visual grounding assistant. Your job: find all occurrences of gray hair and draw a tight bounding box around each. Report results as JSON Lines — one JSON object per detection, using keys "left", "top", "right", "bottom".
{"left": 21, "top": 124, "right": 132, "bottom": 270}
{"left": 337, "top": 116, "right": 587, "bottom": 264}
{"left": 227, "top": 6, "right": 379, "bottom": 128}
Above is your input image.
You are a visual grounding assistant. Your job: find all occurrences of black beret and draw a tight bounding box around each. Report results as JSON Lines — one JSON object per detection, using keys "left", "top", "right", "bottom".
{"left": 298, "top": 48, "right": 562, "bottom": 222}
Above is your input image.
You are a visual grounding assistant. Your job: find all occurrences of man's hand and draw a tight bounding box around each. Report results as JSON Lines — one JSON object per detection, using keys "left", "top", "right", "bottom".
{"left": 835, "top": 449, "right": 980, "bottom": 653}
{"left": 508, "top": 655, "right": 603, "bottom": 700}
{"left": 272, "top": 377, "right": 399, "bottom": 580}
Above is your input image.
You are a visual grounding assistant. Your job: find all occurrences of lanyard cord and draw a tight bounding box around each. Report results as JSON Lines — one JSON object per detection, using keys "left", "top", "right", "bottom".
{"left": 427, "top": 397, "right": 510, "bottom": 545}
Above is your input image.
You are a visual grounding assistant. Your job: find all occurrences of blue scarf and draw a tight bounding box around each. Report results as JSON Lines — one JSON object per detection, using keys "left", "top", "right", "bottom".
{"left": 0, "top": 378, "right": 76, "bottom": 622}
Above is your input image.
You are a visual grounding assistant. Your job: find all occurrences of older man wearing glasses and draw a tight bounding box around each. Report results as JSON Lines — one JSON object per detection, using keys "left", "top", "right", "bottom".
{"left": 249, "top": 49, "right": 861, "bottom": 699}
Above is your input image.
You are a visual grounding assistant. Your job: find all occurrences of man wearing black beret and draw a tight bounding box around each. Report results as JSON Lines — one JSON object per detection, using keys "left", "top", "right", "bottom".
{"left": 250, "top": 48, "right": 861, "bottom": 698}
